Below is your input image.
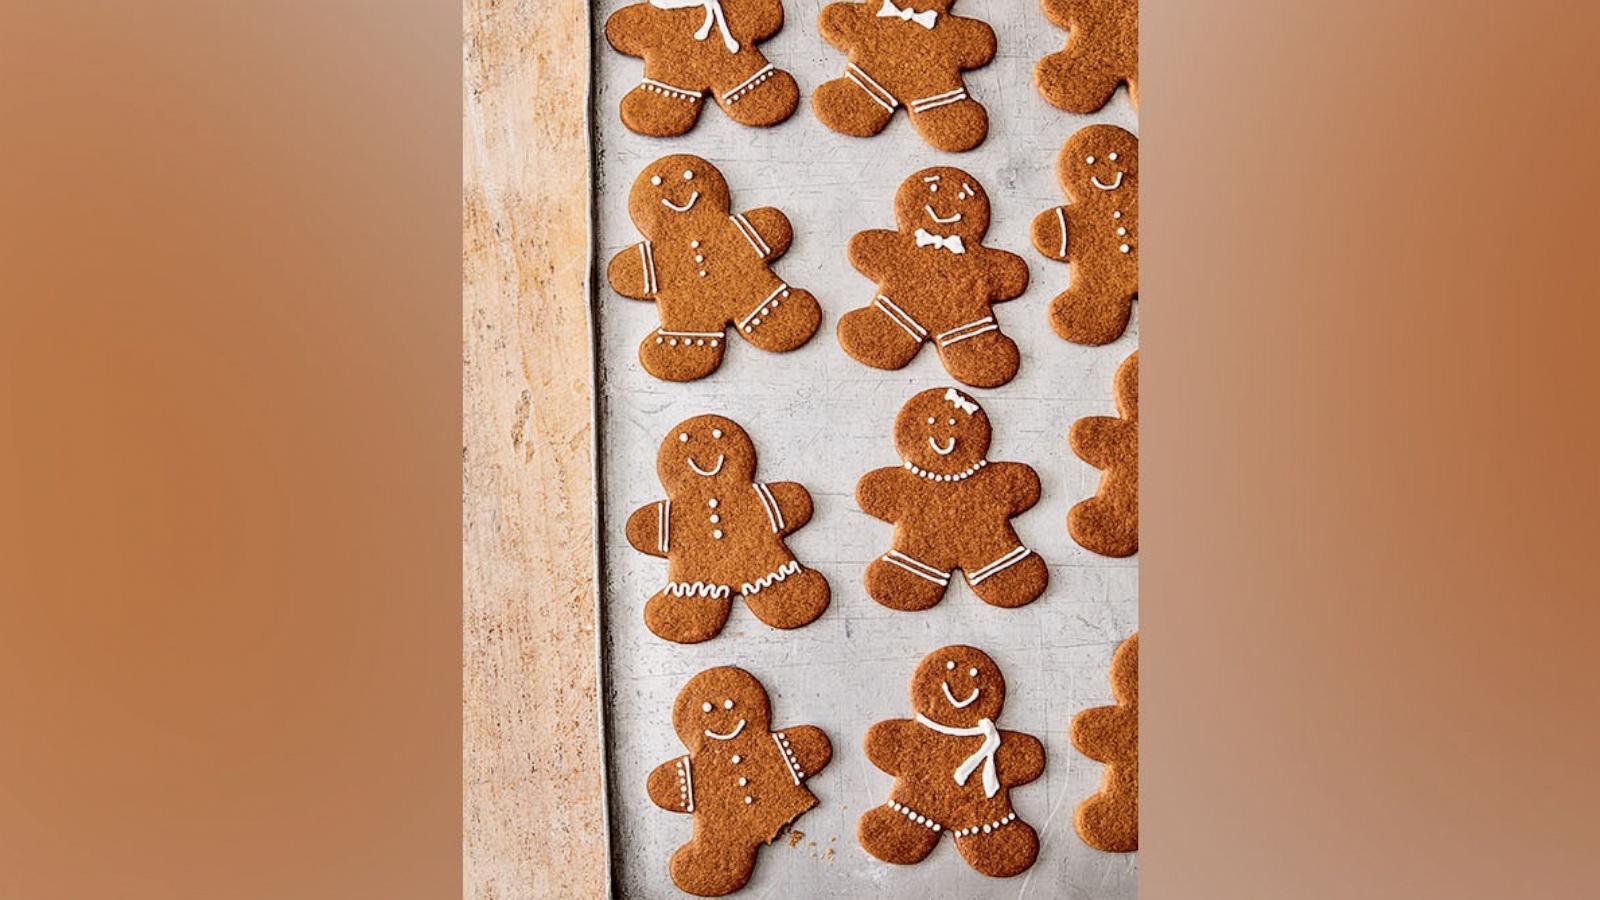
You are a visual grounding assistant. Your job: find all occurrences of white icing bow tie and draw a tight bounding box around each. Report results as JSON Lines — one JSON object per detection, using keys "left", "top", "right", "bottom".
{"left": 877, "top": 0, "right": 938, "bottom": 29}
{"left": 916, "top": 713, "right": 1002, "bottom": 798}
{"left": 915, "top": 228, "right": 965, "bottom": 254}
{"left": 650, "top": 0, "right": 740, "bottom": 53}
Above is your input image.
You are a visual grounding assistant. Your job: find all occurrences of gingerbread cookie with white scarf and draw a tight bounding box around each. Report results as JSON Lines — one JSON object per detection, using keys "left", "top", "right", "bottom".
{"left": 626, "top": 414, "right": 829, "bottom": 644}
{"left": 605, "top": 0, "right": 800, "bottom": 136}
{"left": 648, "top": 666, "right": 832, "bottom": 895}
{"left": 859, "top": 646, "right": 1044, "bottom": 877}
{"left": 608, "top": 155, "right": 823, "bottom": 382}
{"left": 814, "top": 0, "right": 997, "bottom": 152}
{"left": 837, "top": 168, "right": 1029, "bottom": 388}
{"left": 1031, "top": 125, "right": 1138, "bottom": 345}
{"left": 856, "top": 388, "right": 1048, "bottom": 610}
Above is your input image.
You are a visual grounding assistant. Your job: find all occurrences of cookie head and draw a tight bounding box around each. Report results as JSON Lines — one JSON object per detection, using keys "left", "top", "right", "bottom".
{"left": 910, "top": 645, "right": 1005, "bottom": 726}
{"left": 1061, "top": 125, "right": 1138, "bottom": 198}
{"left": 893, "top": 387, "right": 992, "bottom": 475}
{"left": 628, "top": 154, "right": 730, "bottom": 233}
{"left": 896, "top": 167, "right": 990, "bottom": 241}
{"left": 672, "top": 666, "right": 772, "bottom": 750}
{"left": 658, "top": 414, "right": 757, "bottom": 492}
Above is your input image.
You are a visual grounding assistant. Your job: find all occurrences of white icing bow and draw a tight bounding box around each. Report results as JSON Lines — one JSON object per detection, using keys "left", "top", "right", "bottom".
{"left": 944, "top": 388, "right": 977, "bottom": 414}
{"left": 877, "top": 0, "right": 937, "bottom": 29}
{"left": 914, "top": 228, "right": 965, "bottom": 254}
{"left": 916, "top": 713, "right": 1002, "bottom": 798}
{"left": 649, "top": 0, "right": 740, "bottom": 53}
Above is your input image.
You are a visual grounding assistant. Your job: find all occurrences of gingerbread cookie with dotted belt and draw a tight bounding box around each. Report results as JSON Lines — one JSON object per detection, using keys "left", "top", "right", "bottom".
{"left": 607, "top": 155, "right": 822, "bottom": 382}
{"left": 1031, "top": 125, "right": 1138, "bottom": 345}
{"left": 648, "top": 666, "right": 832, "bottom": 895}
{"left": 626, "top": 414, "right": 829, "bottom": 643}
{"left": 859, "top": 646, "right": 1044, "bottom": 877}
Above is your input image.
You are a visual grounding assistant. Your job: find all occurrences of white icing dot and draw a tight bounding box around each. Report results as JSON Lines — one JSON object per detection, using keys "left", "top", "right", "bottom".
{"left": 701, "top": 702, "right": 712, "bottom": 712}
{"left": 650, "top": 175, "right": 662, "bottom": 186}
{"left": 770, "top": 299, "right": 779, "bottom": 307}
{"left": 655, "top": 337, "right": 663, "bottom": 344}
{"left": 709, "top": 514, "right": 720, "bottom": 524}
{"left": 690, "top": 239, "right": 700, "bottom": 248}
{"left": 744, "top": 796, "right": 753, "bottom": 804}
{"left": 738, "top": 777, "right": 747, "bottom": 786}
{"left": 668, "top": 338, "right": 678, "bottom": 346}
{"left": 695, "top": 339, "right": 704, "bottom": 346}
{"left": 743, "top": 326, "right": 752, "bottom": 333}
{"left": 969, "top": 667, "right": 978, "bottom": 677}
{"left": 1109, "top": 152, "right": 1119, "bottom": 161}
{"left": 698, "top": 270, "right": 708, "bottom": 277}
{"left": 712, "top": 429, "right": 723, "bottom": 438}
{"left": 946, "top": 660, "right": 955, "bottom": 670}
{"left": 713, "top": 530, "right": 723, "bottom": 539}
{"left": 683, "top": 169, "right": 694, "bottom": 180}
{"left": 694, "top": 254, "right": 704, "bottom": 263}
{"left": 1119, "top": 244, "right": 1131, "bottom": 253}
{"left": 927, "top": 417, "right": 935, "bottom": 425}
{"left": 723, "top": 699, "right": 734, "bottom": 709}
{"left": 1085, "top": 156, "right": 1096, "bottom": 164}
{"left": 708, "top": 498, "right": 718, "bottom": 508}
{"left": 731, "top": 755, "right": 741, "bottom": 763}
{"left": 983, "top": 824, "right": 992, "bottom": 833}
{"left": 947, "top": 418, "right": 956, "bottom": 426}
{"left": 1113, "top": 210, "right": 1122, "bottom": 219}
{"left": 750, "top": 318, "right": 761, "bottom": 326}
{"left": 679, "top": 433, "right": 688, "bottom": 442}
{"left": 1117, "top": 227, "right": 1127, "bottom": 236}
{"left": 710, "top": 340, "right": 719, "bottom": 347}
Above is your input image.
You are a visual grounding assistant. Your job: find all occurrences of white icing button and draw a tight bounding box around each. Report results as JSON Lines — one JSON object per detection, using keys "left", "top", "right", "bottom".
{"left": 1116, "top": 227, "right": 1127, "bottom": 235}
{"left": 708, "top": 498, "right": 719, "bottom": 508}
{"left": 694, "top": 254, "right": 704, "bottom": 263}
{"left": 709, "top": 514, "right": 720, "bottom": 523}
{"left": 1119, "top": 244, "right": 1131, "bottom": 253}
{"left": 1113, "top": 210, "right": 1122, "bottom": 219}
{"left": 738, "top": 777, "right": 748, "bottom": 786}
{"left": 690, "top": 240, "right": 700, "bottom": 248}
{"left": 723, "top": 699, "right": 733, "bottom": 709}
{"left": 712, "top": 530, "right": 723, "bottom": 539}
{"left": 968, "top": 667, "right": 978, "bottom": 677}
{"left": 731, "top": 755, "right": 742, "bottom": 764}
{"left": 698, "top": 270, "right": 708, "bottom": 277}
{"left": 744, "top": 796, "right": 753, "bottom": 804}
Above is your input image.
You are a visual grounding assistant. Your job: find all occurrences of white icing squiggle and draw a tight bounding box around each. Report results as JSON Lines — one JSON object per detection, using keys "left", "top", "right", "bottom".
{"left": 704, "top": 718, "right": 747, "bottom": 740}
{"left": 903, "top": 458, "right": 987, "bottom": 482}
{"left": 741, "top": 560, "right": 800, "bottom": 597}
{"left": 687, "top": 454, "right": 725, "bottom": 477}
{"left": 664, "top": 581, "right": 730, "bottom": 600}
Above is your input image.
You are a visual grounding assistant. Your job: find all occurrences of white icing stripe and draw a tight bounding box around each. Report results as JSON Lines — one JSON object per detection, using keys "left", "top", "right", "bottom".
{"left": 953, "top": 812, "right": 1017, "bottom": 838}
{"left": 888, "top": 550, "right": 948, "bottom": 579}
{"left": 903, "top": 458, "right": 988, "bottom": 482}
{"left": 658, "top": 500, "right": 670, "bottom": 553}
{"left": 723, "top": 64, "right": 775, "bottom": 102}
{"left": 738, "top": 283, "right": 787, "bottom": 332}
{"left": 730, "top": 213, "right": 770, "bottom": 257}
{"left": 753, "top": 482, "right": 784, "bottom": 532}
{"left": 1055, "top": 207, "right": 1068, "bottom": 258}
{"left": 639, "top": 241, "right": 658, "bottom": 295}
{"left": 641, "top": 78, "right": 703, "bottom": 100}
{"left": 678, "top": 755, "right": 694, "bottom": 812}
{"left": 658, "top": 329, "right": 724, "bottom": 338}
{"left": 936, "top": 316, "right": 997, "bottom": 347}
{"left": 664, "top": 581, "right": 731, "bottom": 599}
{"left": 969, "top": 546, "right": 1032, "bottom": 584}
{"left": 910, "top": 87, "right": 964, "bottom": 105}
{"left": 741, "top": 560, "right": 800, "bottom": 597}
{"left": 772, "top": 731, "right": 805, "bottom": 784}
{"left": 874, "top": 295, "right": 927, "bottom": 342}
{"left": 910, "top": 88, "right": 968, "bottom": 112}
{"left": 845, "top": 63, "right": 898, "bottom": 111}
{"left": 884, "top": 550, "right": 950, "bottom": 585}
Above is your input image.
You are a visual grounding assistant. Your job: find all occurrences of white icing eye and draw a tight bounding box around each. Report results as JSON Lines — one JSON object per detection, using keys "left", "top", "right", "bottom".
{"left": 712, "top": 429, "right": 723, "bottom": 439}
{"left": 683, "top": 170, "right": 694, "bottom": 180}
{"left": 968, "top": 667, "right": 978, "bottom": 677}
{"left": 948, "top": 418, "right": 956, "bottom": 426}
{"left": 723, "top": 699, "right": 734, "bottom": 710}
{"left": 928, "top": 183, "right": 938, "bottom": 192}
{"left": 1086, "top": 156, "right": 1096, "bottom": 164}
{"left": 701, "top": 702, "right": 712, "bottom": 712}
{"left": 650, "top": 175, "right": 662, "bottom": 186}
{"left": 679, "top": 433, "right": 688, "bottom": 443}
{"left": 1109, "top": 152, "right": 1119, "bottom": 161}
{"left": 946, "top": 660, "right": 955, "bottom": 670}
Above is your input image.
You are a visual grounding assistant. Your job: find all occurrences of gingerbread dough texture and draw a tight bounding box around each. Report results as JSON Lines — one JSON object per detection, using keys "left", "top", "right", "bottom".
{"left": 605, "top": 0, "right": 799, "bottom": 136}
{"left": 1031, "top": 125, "right": 1138, "bottom": 345}
{"left": 813, "top": 0, "right": 998, "bottom": 152}
{"left": 648, "top": 666, "right": 833, "bottom": 895}
{"left": 1071, "top": 632, "right": 1138, "bottom": 852}
{"left": 1069, "top": 351, "right": 1138, "bottom": 557}
{"left": 859, "top": 645, "right": 1045, "bottom": 877}
{"left": 626, "top": 414, "right": 829, "bottom": 643}
{"left": 607, "top": 155, "right": 823, "bottom": 382}
{"left": 1035, "top": 0, "right": 1138, "bottom": 112}
{"left": 837, "top": 167, "right": 1031, "bottom": 388}
{"left": 856, "top": 388, "right": 1048, "bottom": 610}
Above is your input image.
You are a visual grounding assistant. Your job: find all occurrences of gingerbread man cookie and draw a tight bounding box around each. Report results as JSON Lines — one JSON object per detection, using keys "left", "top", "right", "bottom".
{"left": 605, "top": 0, "right": 800, "bottom": 136}
{"left": 607, "top": 155, "right": 823, "bottom": 382}
{"left": 1070, "top": 351, "right": 1138, "bottom": 557}
{"left": 648, "top": 666, "right": 833, "bottom": 895}
{"left": 859, "top": 646, "right": 1044, "bottom": 877}
{"left": 837, "top": 168, "right": 1030, "bottom": 388}
{"left": 626, "top": 414, "right": 829, "bottom": 643}
{"left": 1035, "top": 0, "right": 1138, "bottom": 112}
{"left": 1031, "top": 125, "right": 1138, "bottom": 345}
{"left": 857, "top": 388, "right": 1048, "bottom": 610}
{"left": 814, "top": 0, "right": 997, "bottom": 152}
{"left": 1071, "top": 632, "right": 1138, "bottom": 852}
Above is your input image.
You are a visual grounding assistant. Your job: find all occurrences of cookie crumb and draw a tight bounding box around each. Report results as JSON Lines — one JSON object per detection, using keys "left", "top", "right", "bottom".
{"left": 787, "top": 831, "right": 804, "bottom": 848}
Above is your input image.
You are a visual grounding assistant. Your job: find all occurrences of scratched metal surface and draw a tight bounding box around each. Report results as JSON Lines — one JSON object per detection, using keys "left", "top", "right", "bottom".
{"left": 593, "top": 1, "right": 1138, "bottom": 896}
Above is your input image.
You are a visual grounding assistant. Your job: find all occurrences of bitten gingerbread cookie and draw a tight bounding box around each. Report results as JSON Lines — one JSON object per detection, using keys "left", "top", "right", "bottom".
{"left": 859, "top": 646, "right": 1044, "bottom": 877}
{"left": 626, "top": 414, "right": 829, "bottom": 643}
{"left": 605, "top": 0, "right": 799, "bottom": 136}
{"left": 1071, "top": 633, "right": 1138, "bottom": 852}
{"left": 1035, "top": 0, "right": 1138, "bottom": 112}
{"left": 607, "top": 155, "right": 822, "bottom": 382}
{"left": 1070, "top": 351, "right": 1138, "bottom": 557}
{"left": 814, "top": 0, "right": 997, "bottom": 152}
{"left": 837, "top": 168, "right": 1029, "bottom": 388}
{"left": 1031, "top": 126, "right": 1138, "bottom": 345}
{"left": 856, "top": 388, "right": 1048, "bottom": 610}
{"left": 648, "top": 667, "right": 833, "bottom": 895}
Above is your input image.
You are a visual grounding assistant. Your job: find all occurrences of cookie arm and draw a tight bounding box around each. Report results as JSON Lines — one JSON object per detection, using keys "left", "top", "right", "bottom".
{"left": 603, "top": 3, "right": 654, "bottom": 58}
{"left": 758, "top": 481, "right": 813, "bottom": 535}
{"left": 779, "top": 724, "right": 833, "bottom": 779}
{"left": 989, "top": 462, "right": 1042, "bottom": 516}
{"left": 847, "top": 229, "right": 903, "bottom": 283}
{"left": 625, "top": 500, "right": 671, "bottom": 558}
{"left": 855, "top": 466, "right": 906, "bottom": 523}
{"left": 947, "top": 17, "right": 998, "bottom": 70}
{"left": 1071, "top": 705, "right": 1136, "bottom": 762}
{"left": 818, "top": 2, "right": 869, "bottom": 50}
{"left": 736, "top": 207, "right": 794, "bottom": 260}
{"left": 607, "top": 242, "right": 657, "bottom": 301}
{"left": 646, "top": 755, "right": 695, "bottom": 813}
{"left": 997, "top": 730, "right": 1046, "bottom": 787}
{"left": 1070, "top": 416, "right": 1130, "bottom": 470}
{"left": 984, "top": 248, "right": 1031, "bottom": 302}
{"left": 863, "top": 719, "right": 914, "bottom": 776}
{"left": 1031, "top": 206, "right": 1070, "bottom": 261}
{"left": 1038, "top": 0, "right": 1076, "bottom": 29}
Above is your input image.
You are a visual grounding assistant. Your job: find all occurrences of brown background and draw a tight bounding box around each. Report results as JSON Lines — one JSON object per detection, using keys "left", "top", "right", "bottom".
{"left": 5, "top": 1, "right": 1600, "bottom": 899}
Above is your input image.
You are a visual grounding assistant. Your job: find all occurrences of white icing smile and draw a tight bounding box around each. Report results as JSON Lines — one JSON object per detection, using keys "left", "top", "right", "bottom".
{"left": 704, "top": 719, "right": 747, "bottom": 740}
{"left": 687, "top": 454, "right": 725, "bottom": 477}
{"left": 942, "top": 681, "right": 979, "bottom": 709}
{"left": 928, "top": 436, "right": 956, "bottom": 456}
{"left": 661, "top": 191, "right": 701, "bottom": 212}
{"left": 1091, "top": 172, "right": 1124, "bottom": 191}
{"left": 924, "top": 204, "right": 963, "bottom": 224}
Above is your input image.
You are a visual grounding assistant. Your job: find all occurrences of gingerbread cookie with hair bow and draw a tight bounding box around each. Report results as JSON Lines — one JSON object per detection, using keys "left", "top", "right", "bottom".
{"left": 1071, "top": 632, "right": 1138, "bottom": 852}
{"left": 813, "top": 0, "right": 998, "bottom": 152}
{"left": 856, "top": 387, "right": 1048, "bottom": 610}
{"left": 607, "top": 155, "right": 823, "bottom": 382}
{"left": 1069, "top": 351, "right": 1138, "bottom": 557}
{"left": 605, "top": 0, "right": 800, "bottom": 136}
{"left": 837, "top": 168, "right": 1030, "bottom": 388}
{"left": 1031, "top": 125, "right": 1138, "bottom": 345}
{"left": 859, "top": 645, "right": 1045, "bottom": 877}
{"left": 1035, "top": 0, "right": 1138, "bottom": 113}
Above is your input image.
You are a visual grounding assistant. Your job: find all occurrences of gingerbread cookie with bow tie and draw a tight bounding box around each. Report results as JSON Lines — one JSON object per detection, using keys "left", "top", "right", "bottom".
{"left": 814, "top": 0, "right": 998, "bottom": 151}
{"left": 605, "top": 0, "right": 799, "bottom": 136}
{"left": 837, "top": 168, "right": 1030, "bottom": 388}
{"left": 1031, "top": 125, "right": 1138, "bottom": 344}
{"left": 859, "top": 646, "right": 1044, "bottom": 877}
{"left": 648, "top": 666, "right": 833, "bottom": 895}
{"left": 608, "top": 155, "right": 823, "bottom": 382}
{"left": 1035, "top": 0, "right": 1138, "bottom": 113}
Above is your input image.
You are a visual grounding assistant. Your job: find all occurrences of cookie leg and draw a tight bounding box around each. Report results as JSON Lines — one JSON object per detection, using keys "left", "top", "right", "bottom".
{"left": 1076, "top": 793, "right": 1138, "bottom": 853}
{"left": 644, "top": 584, "right": 733, "bottom": 644}
{"left": 619, "top": 79, "right": 706, "bottom": 137}
{"left": 715, "top": 62, "right": 799, "bottom": 128}
{"left": 964, "top": 546, "right": 1047, "bottom": 609}
{"left": 1049, "top": 275, "right": 1136, "bottom": 346}
{"left": 734, "top": 283, "right": 821, "bottom": 353}
{"left": 639, "top": 328, "right": 727, "bottom": 382}
{"left": 953, "top": 816, "right": 1039, "bottom": 877}
{"left": 836, "top": 296, "right": 926, "bottom": 371}
{"left": 668, "top": 838, "right": 759, "bottom": 897}
{"left": 1034, "top": 50, "right": 1123, "bottom": 115}
{"left": 906, "top": 88, "right": 988, "bottom": 153}
{"left": 865, "top": 549, "right": 950, "bottom": 611}
{"left": 812, "top": 66, "right": 897, "bottom": 138}
{"left": 934, "top": 316, "right": 1020, "bottom": 388}
{"left": 858, "top": 803, "right": 941, "bottom": 866}
{"left": 741, "top": 563, "right": 829, "bottom": 629}
{"left": 1068, "top": 497, "right": 1138, "bottom": 558}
